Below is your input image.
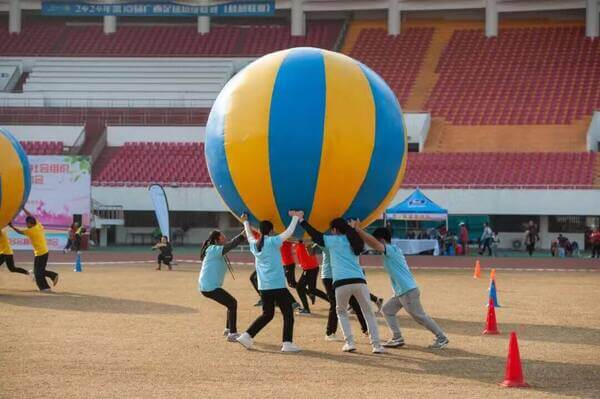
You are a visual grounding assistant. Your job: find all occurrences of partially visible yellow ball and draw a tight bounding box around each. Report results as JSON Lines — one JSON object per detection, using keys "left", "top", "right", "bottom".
{"left": 0, "top": 127, "right": 31, "bottom": 227}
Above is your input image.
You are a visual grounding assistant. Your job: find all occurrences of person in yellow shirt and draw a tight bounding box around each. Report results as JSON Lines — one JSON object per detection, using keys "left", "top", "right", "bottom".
{"left": 9, "top": 208, "right": 58, "bottom": 291}
{"left": 0, "top": 228, "right": 29, "bottom": 276}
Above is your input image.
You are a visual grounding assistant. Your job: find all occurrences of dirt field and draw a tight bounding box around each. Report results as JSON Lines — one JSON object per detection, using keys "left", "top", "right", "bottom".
{"left": 1, "top": 261, "right": 599, "bottom": 399}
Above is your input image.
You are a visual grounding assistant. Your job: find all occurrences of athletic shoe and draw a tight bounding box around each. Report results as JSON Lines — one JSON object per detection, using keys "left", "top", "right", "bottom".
{"left": 29, "top": 270, "right": 35, "bottom": 282}
{"left": 51, "top": 275, "right": 59, "bottom": 287}
{"left": 309, "top": 294, "right": 316, "bottom": 305}
{"left": 292, "top": 302, "right": 301, "bottom": 310}
{"left": 226, "top": 333, "right": 240, "bottom": 342}
{"left": 375, "top": 298, "right": 384, "bottom": 316}
{"left": 281, "top": 342, "right": 301, "bottom": 352}
{"left": 372, "top": 345, "right": 386, "bottom": 354}
{"left": 253, "top": 299, "right": 263, "bottom": 307}
{"left": 428, "top": 336, "right": 449, "bottom": 350}
{"left": 296, "top": 309, "right": 311, "bottom": 316}
{"left": 325, "top": 334, "right": 341, "bottom": 342}
{"left": 382, "top": 338, "right": 405, "bottom": 348}
{"left": 223, "top": 328, "right": 230, "bottom": 337}
{"left": 342, "top": 342, "right": 356, "bottom": 352}
{"left": 236, "top": 332, "right": 254, "bottom": 350}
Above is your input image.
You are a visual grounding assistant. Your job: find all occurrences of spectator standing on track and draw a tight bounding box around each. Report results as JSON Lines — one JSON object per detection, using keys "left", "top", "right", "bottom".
{"left": 491, "top": 232, "right": 500, "bottom": 257}
{"left": 590, "top": 226, "right": 600, "bottom": 258}
{"left": 524, "top": 225, "right": 539, "bottom": 257}
{"left": 63, "top": 222, "right": 77, "bottom": 253}
{"left": 459, "top": 222, "right": 469, "bottom": 256}
{"left": 479, "top": 223, "right": 493, "bottom": 256}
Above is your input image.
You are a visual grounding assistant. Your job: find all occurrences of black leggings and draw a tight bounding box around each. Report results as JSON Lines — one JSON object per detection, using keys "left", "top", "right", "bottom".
{"left": 250, "top": 270, "right": 259, "bottom": 295}
{"left": 247, "top": 288, "right": 294, "bottom": 342}
{"left": 284, "top": 264, "right": 297, "bottom": 288}
{"left": 202, "top": 288, "right": 237, "bottom": 334}
{"left": 526, "top": 243, "right": 535, "bottom": 256}
{"left": 322, "top": 278, "right": 368, "bottom": 335}
{"left": 0, "top": 254, "right": 29, "bottom": 275}
{"left": 296, "top": 268, "right": 328, "bottom": 312}
{"left": 33, "top": 253, "right": 56, "bottom": 290}
{"left": 158, "top": 254, "right": 172, "bottom": 266}
{"left": 592, "top": 244, "right": 600, "bottom": 258}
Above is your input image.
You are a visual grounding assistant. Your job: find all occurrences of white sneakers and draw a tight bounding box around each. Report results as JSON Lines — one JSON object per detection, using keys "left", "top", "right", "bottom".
{"left": 342, "top": 342, "right": 356, "bottom": 352}
{"left": 281, "top": 342, "right": 301, "bottom": 352}
{"left": 226, "top": 333, "right": 240, "bottom": 342}
{"left": 372, "top": 345, "right": 386, "bottom": 354}
{"left": 236, "top": 333, "right": 301, "bottom": 353}
{"left": 325, "top": 333, "right": 341, "bottom": 342}
{"left": 236, "top": 332, "right": 254, "bottom": 349}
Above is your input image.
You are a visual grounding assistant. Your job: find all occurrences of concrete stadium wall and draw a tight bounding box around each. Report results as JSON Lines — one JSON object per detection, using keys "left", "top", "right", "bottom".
{"left": 106, "top": 126, "right": 205, "bottom": 146}
{"left": 1, "top": 125, "right": 84, "bottom": 146}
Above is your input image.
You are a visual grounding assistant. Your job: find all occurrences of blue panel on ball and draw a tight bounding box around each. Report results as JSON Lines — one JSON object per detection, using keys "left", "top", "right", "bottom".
{"left": 269, "top": 48, "right": 326, "bottom": 231}
{"left": 342, "top": 63, "right": 406, "bottom": 221}
{"left": 205, "top": 90, "right": 258, "bottom": 223}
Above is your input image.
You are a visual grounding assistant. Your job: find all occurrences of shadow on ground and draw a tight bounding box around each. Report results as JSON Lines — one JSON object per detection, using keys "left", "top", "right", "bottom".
{"left": 256, "top": 342, "right": 599, "bottom": 397}
{"left": 0, "top": 291, "right": 198, "bottom": 315}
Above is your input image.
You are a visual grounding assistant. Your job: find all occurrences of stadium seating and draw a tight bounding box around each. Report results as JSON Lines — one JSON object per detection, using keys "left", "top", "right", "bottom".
{"left": 426, "top": 26, "right": 600, "bottom": 125}
{"left": 93, "top": 142, "right": 211, "bottom": 187}
{"left": 92, "top": 143, "right": 596, "bottom": 189}
{"left": 401, "top": 152, "right": 597, "bottom": 188}
{"left": 0, "top": 20, "right": 342, "bottom": 57}
{"left": 349, "top": 27, "right": 434, "bottom": 105}
{"left": 19, "top": 141, "right": 63, "bottom": 155}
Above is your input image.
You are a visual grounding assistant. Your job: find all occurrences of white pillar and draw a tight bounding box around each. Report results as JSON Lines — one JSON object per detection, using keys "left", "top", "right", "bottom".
{"left": 197, "top": 16, "right": 210, "bottom": 34}
{"left": 586, "top": 0, "right": 599, "bottom": 38}
{"left": 388, "top": 0, "right": 400, "bottom": 36}
{"left": 291, "top": 0, "right": 305, "bottom": 37}
{"left": 485, "top": 0, "right": 498, "bottom": 38}
{"left": 8, "top": 0, "right": 21, "bottom": 34}
{"left": 100, "top": 227, "right": 108, "bottom": 247}
{"left": 197, "top": 0, "right": 210, "bottom": 34}
{"left": 103, "top": 15, "right": 117, "bottom": 34}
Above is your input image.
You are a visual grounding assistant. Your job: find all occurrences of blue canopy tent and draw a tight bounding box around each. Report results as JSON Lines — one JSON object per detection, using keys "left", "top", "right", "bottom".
{"left": 385, "top": 189, "right": 448, "bottom": 228}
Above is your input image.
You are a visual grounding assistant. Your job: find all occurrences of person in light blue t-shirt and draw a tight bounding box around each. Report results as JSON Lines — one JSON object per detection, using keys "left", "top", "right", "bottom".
{"left": 236, "top": 211, "right": 302, "bottom": 353}
{"left": 198, "top": 229, "right": 245, "bottom": 342}
{"left": 354, "top": 224, "right": 449, "bottom": 350}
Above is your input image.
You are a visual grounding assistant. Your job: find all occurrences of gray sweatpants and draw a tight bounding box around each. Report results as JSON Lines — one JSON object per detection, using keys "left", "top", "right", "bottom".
{"left": 335, "top": 283, "right": 380, "bottom": 346}
{"left": 382, "top": 288, "right": 446, "bottom": 340}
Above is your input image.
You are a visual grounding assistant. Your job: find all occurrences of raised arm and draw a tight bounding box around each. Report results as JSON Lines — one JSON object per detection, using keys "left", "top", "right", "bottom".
{"left": 222, "top": 231, "right": 245, "bottom": 255}
{"left": 353, "top": 224, "right": 385, "bottom": 253}
{"left": 241, "top": 214, "right": 256, "bottom": 245}
{"left": 299, "top": 220, "right": 325, "bottom": 247}
{"left": 8, "top": 223, "right": 24, "bottom": 235}
{"left": 277, "top": 215, "right": 300, "bottom": 242}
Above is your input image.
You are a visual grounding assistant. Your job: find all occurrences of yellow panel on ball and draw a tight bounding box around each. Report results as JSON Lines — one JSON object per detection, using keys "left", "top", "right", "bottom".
{"left": 0, "top": 128, "right": 31, "bottom": 228}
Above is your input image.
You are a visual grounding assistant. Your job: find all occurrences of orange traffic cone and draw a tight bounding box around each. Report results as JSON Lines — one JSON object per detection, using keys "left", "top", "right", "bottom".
{"left": 483, "top": 298, "right": 500, "bottom": 335}
{"left": 500, "top": 332, "right": 529, "bottom": 388}
{"left": 473, "top": 260, "right": 481, "bottom": 278}
{"left": 490, "top": 268, "right": 496, "bottom": 282}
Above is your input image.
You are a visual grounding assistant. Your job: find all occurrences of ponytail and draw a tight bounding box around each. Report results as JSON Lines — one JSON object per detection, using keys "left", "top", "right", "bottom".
{"left": 257, "top": 220, "right": 274, "bottom": 252}
{"left": 200, "top": 230, "right": 221, "bottom": 260}
{"left": 330, "top": 217, "right": 364, "bottom": 256}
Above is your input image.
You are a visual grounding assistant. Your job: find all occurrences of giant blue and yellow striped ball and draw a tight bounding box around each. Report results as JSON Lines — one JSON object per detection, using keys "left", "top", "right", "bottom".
{"left": 205, "top": 47, "right": 407, "bottom": 235}
{"left": 0, "top": 127, "right": 31, "bottom": 228}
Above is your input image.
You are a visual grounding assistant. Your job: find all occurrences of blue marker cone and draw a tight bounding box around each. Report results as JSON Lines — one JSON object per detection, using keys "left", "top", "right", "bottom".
{"left": 488, "top": 280, "right": 500, "bottom": 307}
{"left": 74, "top": 253, "right": 82, "bottom": 272}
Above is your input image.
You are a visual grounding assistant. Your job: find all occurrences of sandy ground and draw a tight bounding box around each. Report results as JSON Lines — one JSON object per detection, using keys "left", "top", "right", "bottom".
{"left": 0, "top": 261, "right": 599, "bottom": 399}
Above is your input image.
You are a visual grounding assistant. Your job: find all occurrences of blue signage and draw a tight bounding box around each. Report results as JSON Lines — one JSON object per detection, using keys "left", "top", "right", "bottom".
{"left": 42, "top": 1, "right": 275, "bottom": 17}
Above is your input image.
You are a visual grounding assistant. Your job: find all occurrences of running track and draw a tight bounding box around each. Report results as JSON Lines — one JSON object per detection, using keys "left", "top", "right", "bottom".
{"left": 11, "top": 250, "right": 600, "bottom": 271}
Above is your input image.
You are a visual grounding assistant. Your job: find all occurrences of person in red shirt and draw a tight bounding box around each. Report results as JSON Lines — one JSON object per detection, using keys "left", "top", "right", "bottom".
{"left": 280, "top": 241, "right": 297, "bottom": 287}
{"left": 590, "top": 226, "right": 600, "bottom": 258}
{"left": 294, "top": 240, "right": 329, "bottom": 315}
{"left": 459, "top": 222, "right": 469, "bottom": 256}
